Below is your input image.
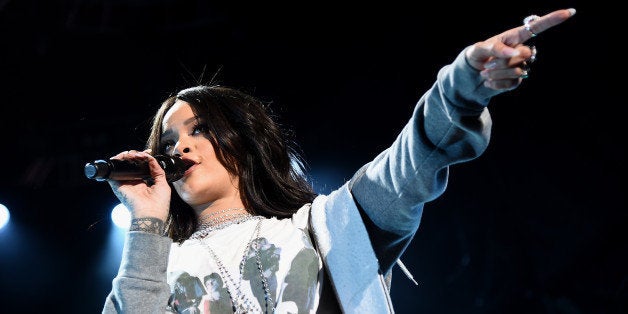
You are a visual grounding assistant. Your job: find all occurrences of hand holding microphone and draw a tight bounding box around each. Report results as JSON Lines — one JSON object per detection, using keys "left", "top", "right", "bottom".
{"left": 84, "top": 152, "right": 192, "bottom": 183}
{"left": 85, "top": 150, "right": 191, "bottom": 223}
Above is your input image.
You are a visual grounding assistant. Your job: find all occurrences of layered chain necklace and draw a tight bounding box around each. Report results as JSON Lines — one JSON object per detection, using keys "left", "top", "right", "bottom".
{"left": 189, "top": 208, "right": 275, "bottom": 313}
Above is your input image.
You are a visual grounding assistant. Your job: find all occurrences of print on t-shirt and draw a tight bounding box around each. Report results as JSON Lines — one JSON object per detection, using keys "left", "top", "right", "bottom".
{"left": 167, "top": 232, "right": 320, "bottom": 314}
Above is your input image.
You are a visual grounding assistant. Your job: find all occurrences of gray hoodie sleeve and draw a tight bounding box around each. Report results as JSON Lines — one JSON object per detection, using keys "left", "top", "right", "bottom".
{"left": 102, "top": 231, "right": 173, "bottom": 314}
{"left": 350, "top": 47, "right": 504, "bottom": 272}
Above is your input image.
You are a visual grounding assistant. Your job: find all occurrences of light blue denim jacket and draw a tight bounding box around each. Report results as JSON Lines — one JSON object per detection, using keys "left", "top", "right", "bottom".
{"left": 103, "top": 46, "right": 503, "bottom": 313}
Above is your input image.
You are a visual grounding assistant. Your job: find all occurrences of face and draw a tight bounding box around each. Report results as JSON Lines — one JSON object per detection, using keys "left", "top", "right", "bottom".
{"left": 205, "top": 278, "right": 217, "bottom": 289}
{"left": 160, "top": 100, "right": 241, "bottom": 213}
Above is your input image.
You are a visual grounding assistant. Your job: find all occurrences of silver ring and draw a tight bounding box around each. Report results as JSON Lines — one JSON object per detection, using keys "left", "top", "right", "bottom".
{"left": 523, "top": 14, "right": 540, "bottom": 37}
{"left": 528, "top": 45, "right": 537, "bottom": 63}
{"left": 520, "top": 61, "right": 530, "bottom": 79}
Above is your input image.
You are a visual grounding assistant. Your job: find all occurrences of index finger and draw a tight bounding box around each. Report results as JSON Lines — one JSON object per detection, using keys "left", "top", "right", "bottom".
{"left": 518, "top": 8, "right": 576, "bottom": 42}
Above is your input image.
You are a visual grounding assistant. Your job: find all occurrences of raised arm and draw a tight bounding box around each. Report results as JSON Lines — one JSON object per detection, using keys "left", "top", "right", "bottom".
{"left": 349, "top": 8, "right": 576, "bottom": 272}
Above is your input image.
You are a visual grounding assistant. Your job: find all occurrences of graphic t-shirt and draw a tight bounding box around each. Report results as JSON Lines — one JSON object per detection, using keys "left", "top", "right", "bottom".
{"left": 166, "top": 205, "right": 325, "bottom": 313}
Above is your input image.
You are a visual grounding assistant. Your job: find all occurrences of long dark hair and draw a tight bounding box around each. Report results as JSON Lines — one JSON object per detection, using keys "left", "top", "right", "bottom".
{"left": 146, "top": 85, "right": 317, "bottom": 242}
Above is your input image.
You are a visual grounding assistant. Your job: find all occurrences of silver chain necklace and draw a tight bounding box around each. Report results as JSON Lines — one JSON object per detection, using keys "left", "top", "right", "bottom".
{"left": 198, "top": 217, "right": 275, "bottom": 313}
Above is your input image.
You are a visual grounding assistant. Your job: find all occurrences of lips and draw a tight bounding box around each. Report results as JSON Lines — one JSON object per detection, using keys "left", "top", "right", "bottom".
{"left": 181, "top": 158, "right": 196, "bottom": 169}
{"left": 180, "top": 158, "right": 197, "bottom": 176}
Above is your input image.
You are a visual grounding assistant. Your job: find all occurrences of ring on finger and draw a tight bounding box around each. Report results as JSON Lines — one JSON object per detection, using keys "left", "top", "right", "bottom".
{"left": 528, "top": 45, "right": 537, "bottom": 63}
{"left": 520, "top": 61, "right": 530, "bottom": 79}
{"left": 523, "top": 14, "right": 540, "bottom": 37}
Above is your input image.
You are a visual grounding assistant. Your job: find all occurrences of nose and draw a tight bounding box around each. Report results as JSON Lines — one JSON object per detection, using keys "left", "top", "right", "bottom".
{"left": 173, "top": 140, "right": 191, "bottom": 156}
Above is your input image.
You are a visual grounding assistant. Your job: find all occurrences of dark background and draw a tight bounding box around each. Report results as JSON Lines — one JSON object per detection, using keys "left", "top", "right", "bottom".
{"left": 0, "top": 1, "right": 624, "bottom": 313}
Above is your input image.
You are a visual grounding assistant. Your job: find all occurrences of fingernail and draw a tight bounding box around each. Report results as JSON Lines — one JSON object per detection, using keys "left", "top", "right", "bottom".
{"left": 568, "top": 8, "right": 576, "bottom": 16}
{"left": 484, "top": 61, "right": 497, "bottom": 69}
{"left": 505, "top": 47, "right": 520, "bottom": 57}
{"left": 480, "top": 70, "right": 490, "bottom": 78}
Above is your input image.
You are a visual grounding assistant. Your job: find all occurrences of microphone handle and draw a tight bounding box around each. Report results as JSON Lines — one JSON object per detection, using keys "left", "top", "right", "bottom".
{"left": 84, "top": 155, "right": 187, "bottom": 182}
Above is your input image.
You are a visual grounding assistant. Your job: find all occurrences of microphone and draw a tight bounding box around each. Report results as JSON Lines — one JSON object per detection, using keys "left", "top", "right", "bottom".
{"left": 84, "top": 155, "right": 190, "bottom": 182}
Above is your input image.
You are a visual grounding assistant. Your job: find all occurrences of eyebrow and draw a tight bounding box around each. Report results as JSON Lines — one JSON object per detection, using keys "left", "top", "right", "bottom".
{"left": 161, "top": 116, "right": 200, "bottom": 138}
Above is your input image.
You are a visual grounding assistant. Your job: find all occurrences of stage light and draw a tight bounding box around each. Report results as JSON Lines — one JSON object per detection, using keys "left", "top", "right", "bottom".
{"left": 0, "top": 203, "right": 9, "bottom": 230}
{"left": 111, "top": 203, "right": 130, "bottom": 229}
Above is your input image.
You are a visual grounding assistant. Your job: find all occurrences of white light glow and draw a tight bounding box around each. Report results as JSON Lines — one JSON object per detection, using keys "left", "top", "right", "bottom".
{"left": 0, "top": 204, "right": 9, "bottom": 230}
{"left": 111, "top": 203, "right": 131, "bottom": 229}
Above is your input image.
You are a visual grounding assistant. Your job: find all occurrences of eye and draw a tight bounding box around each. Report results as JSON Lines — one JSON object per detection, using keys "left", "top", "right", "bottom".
{"left": 191, "top": 123, "right": 209, "bottom": 135}
{"left": 160, "top": 140, "right": 175, "bottom": 154}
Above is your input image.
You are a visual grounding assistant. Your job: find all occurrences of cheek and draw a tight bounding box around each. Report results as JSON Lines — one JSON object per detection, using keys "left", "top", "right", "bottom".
{"left": 195, "top": 135, "right": 215, "bottom": 153}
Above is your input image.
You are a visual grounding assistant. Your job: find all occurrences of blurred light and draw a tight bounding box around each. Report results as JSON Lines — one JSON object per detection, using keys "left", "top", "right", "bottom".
{"left": 111, "top": 203, "right": 130, "bottom": 229}
{"left": 97, "top": 206, "right": 129, "bottom": 287}
{"left": 0, "top": 203, "right": 9, "bottom": 230}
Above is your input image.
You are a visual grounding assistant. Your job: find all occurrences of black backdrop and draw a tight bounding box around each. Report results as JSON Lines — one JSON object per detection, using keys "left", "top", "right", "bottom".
{"left": 0, "top": 1, "right": 624, "bottom": 313}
